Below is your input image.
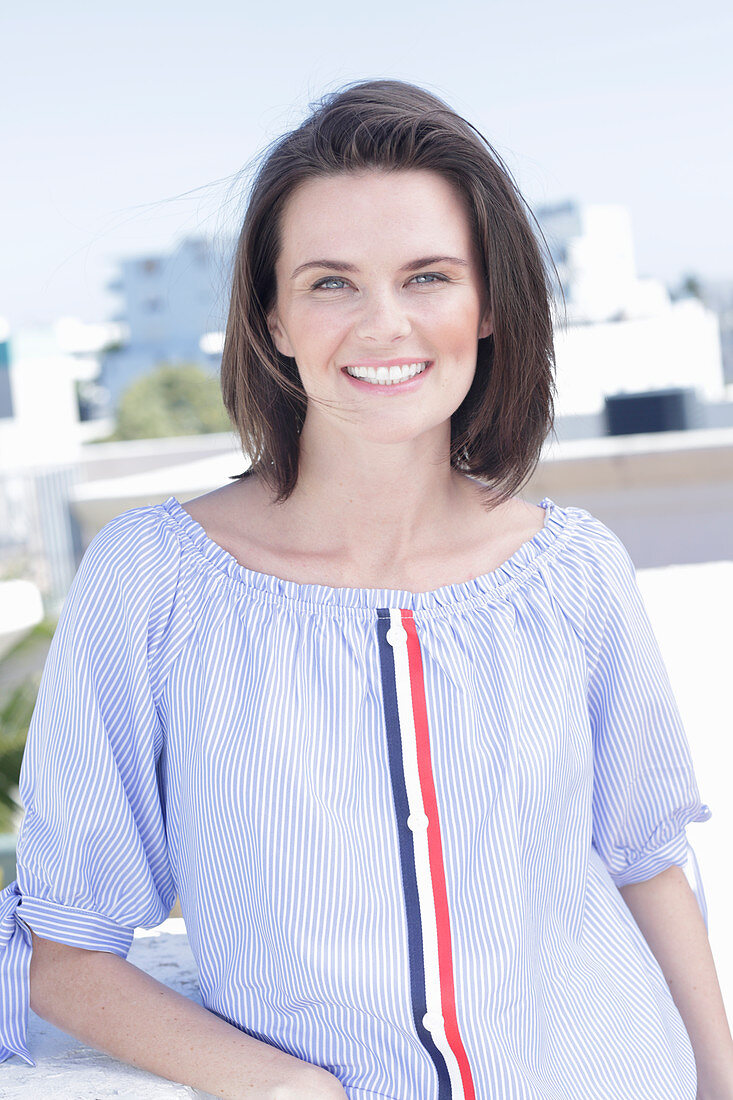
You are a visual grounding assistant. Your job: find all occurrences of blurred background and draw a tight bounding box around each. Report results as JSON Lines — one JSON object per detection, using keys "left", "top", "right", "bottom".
{"left": 1, "top": 0, "right": 731, "bottom": 1078}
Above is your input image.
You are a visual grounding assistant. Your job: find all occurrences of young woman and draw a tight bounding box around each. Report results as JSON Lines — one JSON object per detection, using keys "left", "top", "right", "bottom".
{"left": 2, "top": 79, "right": 731, "bottom": 1100}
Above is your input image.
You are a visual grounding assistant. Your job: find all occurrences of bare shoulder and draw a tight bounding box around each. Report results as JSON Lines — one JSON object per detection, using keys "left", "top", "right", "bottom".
{"left": 515, "top": 498, "right": 548, "bottom": 534}
{"left": 179, "top": 477, "right": 286, "bottom": 573}
{"left": 449, "top": 481, "right": 549, "bottom": 582}
{"left": 462, "top": 477, "right": 547, "bottom": 539}
{"left": 486, "top": 496, "right": 548, "bottom": 554}
{"left": 180, "top": 477, "right": 262, "bottom": 531}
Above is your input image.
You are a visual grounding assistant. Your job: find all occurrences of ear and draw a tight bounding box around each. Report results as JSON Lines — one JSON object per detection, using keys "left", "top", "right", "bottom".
{"left": 479, "top": 308, "right": 493, "bottom": 341}
{"left": 267, "top": 309, "right": 295, "bottom": 359}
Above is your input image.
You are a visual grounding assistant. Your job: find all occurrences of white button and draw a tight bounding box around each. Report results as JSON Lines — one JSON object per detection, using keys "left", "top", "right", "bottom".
{"left": 386, "top": 626, "right": 408, "bottom": 647}
{"left": 422, "top": 1011, "right": 445, "bottom": 1033}
{"left": 407, "top": 812, "right": 429, "bottom": 832}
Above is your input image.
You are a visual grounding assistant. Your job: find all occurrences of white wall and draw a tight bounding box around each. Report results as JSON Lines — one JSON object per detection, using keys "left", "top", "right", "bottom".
{"left": 553, "top": 297, "right": 725, "bottom": 417}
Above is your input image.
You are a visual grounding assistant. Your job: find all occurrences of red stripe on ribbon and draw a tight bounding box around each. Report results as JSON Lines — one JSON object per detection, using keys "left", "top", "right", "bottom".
{"left": 401, "top": 610, "right": 476, "bottom": 1100}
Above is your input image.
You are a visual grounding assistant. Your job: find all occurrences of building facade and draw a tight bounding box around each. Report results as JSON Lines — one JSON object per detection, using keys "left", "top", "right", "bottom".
{"left": 534, "top": 200, "right": 726, "bottom": 420}
{"left": 101, "top": 235, "right": 234, "bottom": 409}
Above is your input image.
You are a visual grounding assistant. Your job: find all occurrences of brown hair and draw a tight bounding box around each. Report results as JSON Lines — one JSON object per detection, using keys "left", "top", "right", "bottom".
{"left": 220, "top": 77, "right": 560, "bottom": 507}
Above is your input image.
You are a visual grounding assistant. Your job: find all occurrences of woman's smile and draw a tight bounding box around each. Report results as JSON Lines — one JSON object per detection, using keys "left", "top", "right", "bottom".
{"left": 342, "top": 360, "right": 433, "bottom": 391}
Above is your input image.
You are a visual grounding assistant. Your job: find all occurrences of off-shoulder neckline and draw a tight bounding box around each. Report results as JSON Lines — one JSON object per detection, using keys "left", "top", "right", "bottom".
{"left": 157, "top": 494, "right": 580, "bottom": 613}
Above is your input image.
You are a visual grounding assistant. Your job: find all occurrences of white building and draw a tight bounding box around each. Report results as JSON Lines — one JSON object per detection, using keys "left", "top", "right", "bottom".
{"left": 552, "top": 296, "right": 724, "bottom": 419}
{"left": 535, "top": 201, "right": 726, "bottom": 419}
{"left": 102, "top": 235, "right": 233, "bottom": 409}
{"left": 0, "top": 319, "right": 116, "bottom": 609}
{"left": 0, "top": 319, "right": 118, "bottom": 471}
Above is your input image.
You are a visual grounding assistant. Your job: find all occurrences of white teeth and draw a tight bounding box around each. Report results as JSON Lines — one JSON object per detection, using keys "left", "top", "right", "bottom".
{"left": 345, "top": 361, "right": 430, "bottom": 385}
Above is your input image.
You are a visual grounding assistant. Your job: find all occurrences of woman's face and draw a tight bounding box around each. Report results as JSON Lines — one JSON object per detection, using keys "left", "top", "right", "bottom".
{"left": 267, "top": 168, "right": 492, "bottom": 448}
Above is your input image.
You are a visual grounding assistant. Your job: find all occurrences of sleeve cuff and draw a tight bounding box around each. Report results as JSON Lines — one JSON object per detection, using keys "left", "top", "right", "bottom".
{"left": 0, "top": 880, "right": 34, "bottom": 1065}
{"left": 0, "top": 880, "right": 136, "bottom": 1066}
{"left": 608, "top": 803, "right": 712, "bottom": 888}
{"left": 16, "top": 895, "right": 135, "bottom": 956}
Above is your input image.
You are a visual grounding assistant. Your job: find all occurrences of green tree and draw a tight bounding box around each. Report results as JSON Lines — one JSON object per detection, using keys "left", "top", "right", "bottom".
{"left": 109, "top": 362, "right": 231, "bottom": 441}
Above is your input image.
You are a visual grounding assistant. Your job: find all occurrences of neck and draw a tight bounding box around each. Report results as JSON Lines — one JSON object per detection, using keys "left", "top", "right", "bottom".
{"left": 268, "top": 425, "right": 484, "bottom": 569}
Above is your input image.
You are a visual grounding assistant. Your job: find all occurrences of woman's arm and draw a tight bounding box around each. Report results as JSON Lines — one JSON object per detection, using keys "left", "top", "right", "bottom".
{"left": 618, "top": 865, "right": 733, "bottom": 1100}
{"left": 29, "top": 929, "right": 347, "bottom": 1100}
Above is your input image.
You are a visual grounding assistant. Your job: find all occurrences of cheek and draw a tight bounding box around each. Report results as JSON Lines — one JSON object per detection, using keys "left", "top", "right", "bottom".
{"left": 430, "top": 300, "right": 483, "bottom": 353}
{"left": 295, "top": 304, "right": 351, "bottom": 347}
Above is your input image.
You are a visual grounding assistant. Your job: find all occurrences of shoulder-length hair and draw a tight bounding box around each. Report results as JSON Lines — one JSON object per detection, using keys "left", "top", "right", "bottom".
{"left": 220, "top": 78, "right": 560, "bottom": 507}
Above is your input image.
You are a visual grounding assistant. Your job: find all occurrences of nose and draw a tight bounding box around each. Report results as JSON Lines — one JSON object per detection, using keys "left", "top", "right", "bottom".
{"left": 353, "top": 288, "right": 412, "bottom": 343}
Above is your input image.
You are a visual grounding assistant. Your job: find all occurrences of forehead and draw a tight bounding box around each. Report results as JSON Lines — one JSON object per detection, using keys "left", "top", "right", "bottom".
{"left": 277, "top": 169, "right": 475, "bottom": 259}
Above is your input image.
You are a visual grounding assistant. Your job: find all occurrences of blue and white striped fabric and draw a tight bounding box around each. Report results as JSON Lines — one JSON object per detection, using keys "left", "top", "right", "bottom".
{"left": 0, "top": 494, "right": 712, "bottom": 1098}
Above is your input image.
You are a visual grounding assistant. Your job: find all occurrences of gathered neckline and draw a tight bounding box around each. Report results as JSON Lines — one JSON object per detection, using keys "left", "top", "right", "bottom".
{"left": 157, "top": 494, "right": 579, "bottom": 613}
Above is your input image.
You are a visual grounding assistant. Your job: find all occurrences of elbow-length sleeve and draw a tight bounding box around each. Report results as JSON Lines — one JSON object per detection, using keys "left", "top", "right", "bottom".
{"left": 0, "top": 507, "right": 192, "bottom": 1065}
{"left": 582, "top": 518, "right": 712, "bottom": 919}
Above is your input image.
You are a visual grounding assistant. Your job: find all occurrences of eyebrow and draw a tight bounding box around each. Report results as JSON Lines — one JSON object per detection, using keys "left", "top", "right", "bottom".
{"left": 290, "top": 255, "right": 470, "bottom": 280}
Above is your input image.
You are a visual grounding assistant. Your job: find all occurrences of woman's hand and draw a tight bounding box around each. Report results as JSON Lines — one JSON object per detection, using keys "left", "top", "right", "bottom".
{"left": 270, "top": 1062, "right": 349, "bottom": 1099}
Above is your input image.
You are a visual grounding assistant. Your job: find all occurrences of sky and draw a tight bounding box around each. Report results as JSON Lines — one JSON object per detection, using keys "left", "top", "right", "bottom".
{"left": 1, "top": 0, "right": 731, "bottom": 329}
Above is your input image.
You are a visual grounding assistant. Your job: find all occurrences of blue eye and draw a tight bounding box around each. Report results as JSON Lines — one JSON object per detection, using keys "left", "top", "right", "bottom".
{"left": 313, "top": 277, "right": 349, "bottom": 290}
{"left": 311, "top": 272, "right": 448, "bottom": 291}
{"left": 412, "top": 273, "right": 447, "bottom": 284}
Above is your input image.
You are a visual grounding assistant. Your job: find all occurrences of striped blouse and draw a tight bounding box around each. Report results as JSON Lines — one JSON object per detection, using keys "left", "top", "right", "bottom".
{"left": 0, "top": 493, "right": 713, "bottom": 1098}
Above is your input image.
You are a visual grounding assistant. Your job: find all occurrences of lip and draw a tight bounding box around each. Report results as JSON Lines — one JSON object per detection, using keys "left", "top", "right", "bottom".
{"left": 341, "top": 360, "right": 433, "bottom": 393}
